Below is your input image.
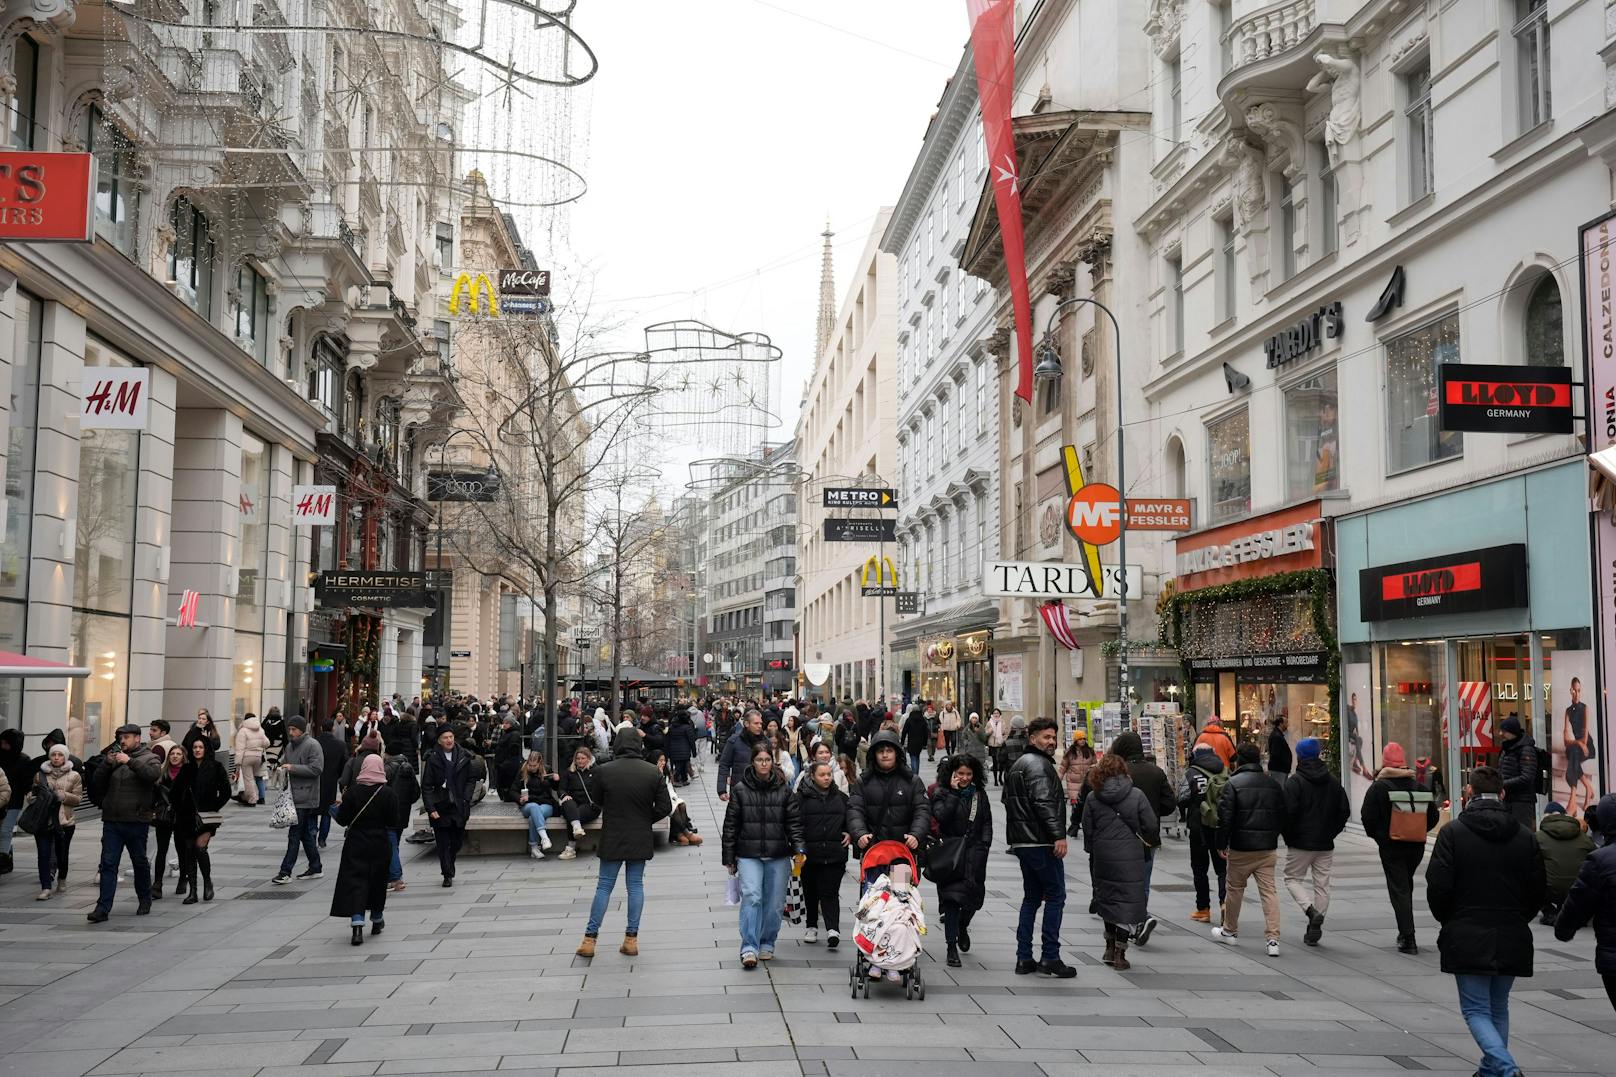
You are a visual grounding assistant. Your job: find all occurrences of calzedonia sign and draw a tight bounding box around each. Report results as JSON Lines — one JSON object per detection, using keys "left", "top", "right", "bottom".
{"left": 1437, "top": 363, "right": 1573, "bottom": 435}
{"left": 1358, "top": 544, "right": 1527, "bottom": 621}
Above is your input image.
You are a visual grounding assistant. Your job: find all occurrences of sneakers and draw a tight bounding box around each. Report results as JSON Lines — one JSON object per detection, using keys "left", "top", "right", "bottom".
{"left": 1134, "top": 916, "right": 1159, "bottom": 946}
{"left": 826, "top": 930, "right": 840, "bottom": 950}
{"left": 1037, "top": 959, "right": 1078, "bottom": 979}
{"left": 54, "top": 879, "right": 66, "bottom": 893}
{"left": 619, "top": 935, "right": 639, "bottom": 956}
{"left": 759, "top": 951, "right": 774, "bottom": 961}
{"left": 1189, "top": 908, "right": 1211, "bottom": 923}
{"left": 272, "top": 873, "right": 292, "bottom": 885}
{"left": 742, "top": 952, "right": 758, "bottom": 969}
{"left": 296, "top": 868, "right": 323, "bottom": 881}
{"left": 803, "top": 927, "right": 818, "bottom": 944}
{"left": 539, "top": 832, "right": 553, "bottom": 853}
{"left": 388, "top": 880, "right": 407, "bottom": 892}
{"left": 558, "top": 844, "right": 577, "bottom": 861}
{"left": 1265, "top": 937, "right": 1280, "bottom": 958}
{"left": 571, "top": 821, "right": 586, "bottom": 839}
{"left": 35, "top": 889, "right": 49, "bottom": 901}
{"left": 1304, "top": 907, "right": 1325, "bottom": 947}
{"left": 1014, "top": 959, "right": 1038, "bottom": 975}
{"left": 529, "top": 843, "right": 544, "bottom": 860}
{"left": 1210, "top": 926, "right": 1238, "bottom": 945}
{"left": 576, "top": 935, "right": 597, "bottom": 958}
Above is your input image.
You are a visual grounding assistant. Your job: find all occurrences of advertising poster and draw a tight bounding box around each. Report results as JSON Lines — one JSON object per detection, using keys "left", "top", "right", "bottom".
{"left": 1341, "top": 662, "right": 1374, "bottom": 819}
{"left": 994, "top": 654, "right": 1024, "bottom": 712}
{"left": 1551, "top": 650, "right": 1599, "bottom": 820}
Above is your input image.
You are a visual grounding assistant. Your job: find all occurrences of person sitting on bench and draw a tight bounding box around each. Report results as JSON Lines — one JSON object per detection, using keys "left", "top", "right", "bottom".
{"left": 558, "top": 745, "right": 603, "bottom": 861}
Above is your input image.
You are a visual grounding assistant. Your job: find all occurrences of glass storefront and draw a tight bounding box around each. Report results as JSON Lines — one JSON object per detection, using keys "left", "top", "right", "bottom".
{"left": 0, "top": 292, "right": 41, "bottom": 733}
{"left": 233, "top": 434, "right": 268, "bottom": 721}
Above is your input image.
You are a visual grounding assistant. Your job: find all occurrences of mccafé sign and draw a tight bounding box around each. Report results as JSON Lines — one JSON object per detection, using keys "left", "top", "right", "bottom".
{"left": 0, "top": 152, "right": 96, "bottom": 242}
{"left": 1358, "top": 544, "right": 1528, "bottom": 620}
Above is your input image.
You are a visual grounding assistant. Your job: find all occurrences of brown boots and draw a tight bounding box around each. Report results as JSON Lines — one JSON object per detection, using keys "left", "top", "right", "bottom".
{"left": 576, "top": 935, "right": 596, "bottom": 957}
{"left": 619, "top": 935, "right": 639, "bottom": 956}
{"left": 1102, "top": 928, "right": 1130, "bottom": 970}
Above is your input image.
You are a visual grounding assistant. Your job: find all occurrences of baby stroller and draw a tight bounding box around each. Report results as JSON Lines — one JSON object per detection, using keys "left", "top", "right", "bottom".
{"left": 849, "top": 840, "right": 927, "bottom": 1000}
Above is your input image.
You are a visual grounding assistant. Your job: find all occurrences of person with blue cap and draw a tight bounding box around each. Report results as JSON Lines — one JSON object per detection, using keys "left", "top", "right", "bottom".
{"left": 1281, "top": 737, "right": 1349, "bottom": 946}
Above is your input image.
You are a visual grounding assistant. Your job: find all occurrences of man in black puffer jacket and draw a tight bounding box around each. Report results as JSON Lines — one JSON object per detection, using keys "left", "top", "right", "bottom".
{"left": 1281, "top": 737, "right": 1349, "bottom": 946}
{"left": 1555, "top": 793, "right": 1616, "bottom": 1009}
{"left": 1109, "top": 731, "right": 1177, "bottom": 946}
{"left": 847, "top": 731, "right": 929, "bottom": 881}
{"left": 1212, "top": 742, "right": 1287, "bottom": 954}
{"left": 1001, "top": 716, "right": 1075, "bottom": 978}
{"left": 1496, "top": 717, "right": 1539, "bottom": 831}
{"left": 1427, "top": 765, "right": 1545, "bottom": 1077}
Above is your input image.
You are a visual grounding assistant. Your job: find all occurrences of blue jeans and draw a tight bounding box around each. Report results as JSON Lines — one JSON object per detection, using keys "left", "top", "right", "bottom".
{"left": 387, "top": 829, "right": 402, "bottom": 883}
{"left": 255, "top": 776, "right": 267, "bottom": 802}
{"left": 95, "top": 821, "right": 152, "bottom": 913}
{"left": 587, "top": 859, "right": 646, "bottom": 936}
{"left": 0, "top": 807, "right": 19, "bottom": 856}
{"left": 1455, "top": 974, "right": 1518, "bottom": 1077}
{"left": 1012, "top": 846, "right": 1067, "bottom": 963}
{"left": 1142, "top": 846, "right": 1156, "bottom": 905}
{"left": 737, "top": 857, "right": 791, "bottom": 957}
{"left": 318, "top": 803, "right": 337, "bottom": 843}
{"left": 279, "top": 808, "right": 322, "bottom": 876}
{"left": 521, "top": 802, "right": 556, "bottom": 845}
{"left": 907, "top": 751, "right": 922, "bottom": 775}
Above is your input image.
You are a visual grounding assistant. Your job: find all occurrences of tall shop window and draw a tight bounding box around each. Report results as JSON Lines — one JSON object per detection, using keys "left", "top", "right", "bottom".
{"left": 1386, "top": 312, "right": 1463, "bottom": 473}
{"left": 1207, "top": 408, "right": 1252, "bottom": 523}
{"left": 87, "top": 105, "right": 141, "bottom": 257}
{"left": 1405, "top": 61, "right": 1435, "bottom": 200}
{"left": 169, "top": 198, "right": 217, "bottom": 317}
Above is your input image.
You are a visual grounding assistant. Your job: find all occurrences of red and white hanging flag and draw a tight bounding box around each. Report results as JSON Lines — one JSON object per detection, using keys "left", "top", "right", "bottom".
{"left": 966, "top": 0, "right": 1035, "bottom": 405}
{"left": 1039, "top": 600, "right": 1081, "bottom": 651}
{"left": 177, "top": 589, "right": 201, "bottom": 628}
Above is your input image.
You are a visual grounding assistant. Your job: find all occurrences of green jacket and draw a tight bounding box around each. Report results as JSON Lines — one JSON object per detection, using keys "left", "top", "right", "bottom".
{"left": 1537, "top": 812, "right": 1596, "bottom": 897}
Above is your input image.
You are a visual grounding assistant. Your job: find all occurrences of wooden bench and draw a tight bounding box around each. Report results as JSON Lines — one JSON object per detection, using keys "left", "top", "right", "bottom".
{"left": 411, "top": 799, "right": 669, "bottom": 856}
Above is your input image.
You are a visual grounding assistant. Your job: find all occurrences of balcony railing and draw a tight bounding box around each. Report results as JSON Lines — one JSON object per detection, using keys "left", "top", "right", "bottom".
{"left": 1231, "top": 0, "right": 1316, "bottom": 71}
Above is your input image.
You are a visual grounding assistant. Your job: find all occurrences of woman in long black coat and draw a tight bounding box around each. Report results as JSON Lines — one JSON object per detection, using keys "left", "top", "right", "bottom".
{"left": 665, "top": 714, "right": 698, "bottom": 786}
{"left": 332, "top": 754, "right": 399, "bottom": 945}
{"left": 173, "top": 738, "right": 233, "bottom": 904}
{"left": 1080, "top": 752, "right": 1159, "bottom": 972}
{"left": 928, "top": 753, "right": 992, "bottom": 967}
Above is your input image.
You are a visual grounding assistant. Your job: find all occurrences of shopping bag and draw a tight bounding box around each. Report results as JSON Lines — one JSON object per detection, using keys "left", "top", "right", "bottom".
{"left": 725, "top": 874, "right": 741, "bottom": 906}
{"left": 783, "top": 867, "right": 805, "bottom": 925}
{"left": 268, "top": 785, "right": 298, "bottom": 829}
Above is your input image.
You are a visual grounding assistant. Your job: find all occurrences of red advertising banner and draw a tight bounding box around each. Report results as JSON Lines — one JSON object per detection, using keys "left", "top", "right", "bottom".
{"left": 0, "top": 152, "right": 96, "bottom": 242}
{"left": 966, "top": 0, "right": 1034, "bottom": 405}
{"left": 1581, "top": 209, "right": 1616, "bottom": 797}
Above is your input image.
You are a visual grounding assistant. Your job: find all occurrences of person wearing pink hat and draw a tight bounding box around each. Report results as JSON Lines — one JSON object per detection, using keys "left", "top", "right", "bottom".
{"left": 1360, "top": 741, "right": 1440, "bottom": 953}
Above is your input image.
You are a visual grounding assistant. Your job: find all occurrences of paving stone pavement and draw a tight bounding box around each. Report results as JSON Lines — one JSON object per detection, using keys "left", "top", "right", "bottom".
{"left": 0, "top": 750, "right": 1612, "bottom": 1077}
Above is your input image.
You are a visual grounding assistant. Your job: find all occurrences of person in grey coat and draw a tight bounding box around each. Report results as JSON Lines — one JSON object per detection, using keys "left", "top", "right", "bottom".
{"left": 273, "top": 716, "right": 326, "bottom": 884}
{"left": 1080, "top": 752, "right": 1159, "bottom": 971}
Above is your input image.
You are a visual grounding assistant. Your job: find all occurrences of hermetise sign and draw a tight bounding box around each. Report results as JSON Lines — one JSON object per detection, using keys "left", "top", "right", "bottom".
{"left": 1176, "top": 523, "right": 1315, "bottom": 576}
{"left": 1264, "top": 301, "right": 1343, "bottom": 369}
{"left": 982, "top": 560, "right": 1142, "bottom": 601}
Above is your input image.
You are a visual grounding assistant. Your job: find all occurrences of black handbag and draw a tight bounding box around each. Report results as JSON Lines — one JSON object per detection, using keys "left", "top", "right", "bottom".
{"left": 151, "top": 782, "right": 175, "bottom": 827}
{"left": 922, "top": 789, "right": 978, "bottom": 886}
{"left": 17, "top": 777, "right": 58, "bottom": 836}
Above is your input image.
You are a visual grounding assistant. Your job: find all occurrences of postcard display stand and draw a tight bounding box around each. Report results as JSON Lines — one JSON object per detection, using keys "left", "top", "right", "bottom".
{"left": 1139, "top": 702, "right": 1190, "bottom": 841}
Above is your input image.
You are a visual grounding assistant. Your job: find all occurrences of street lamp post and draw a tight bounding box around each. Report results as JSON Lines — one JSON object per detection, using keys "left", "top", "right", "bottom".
{"left": 1033, "top": 297, "right": 1130, "bottom": 707}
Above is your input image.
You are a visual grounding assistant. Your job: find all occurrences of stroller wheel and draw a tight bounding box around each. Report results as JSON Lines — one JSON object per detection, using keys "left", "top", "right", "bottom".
{"left": 917, "top": 980, "right": 926, "bottom": 1001}
{"left": 904, "top": 981, "right": 913, "bottom": 1000}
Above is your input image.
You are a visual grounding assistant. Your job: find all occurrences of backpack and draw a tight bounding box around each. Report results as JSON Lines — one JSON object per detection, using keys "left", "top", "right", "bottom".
{"left": 1387, "top": 787, "right": 1434, "bottom": 843}
{"left": 82, "top": 751, "right": 111, "bottom": 808}
{"left": 1196, "top": 766, "right": 1228, "bottom": 830}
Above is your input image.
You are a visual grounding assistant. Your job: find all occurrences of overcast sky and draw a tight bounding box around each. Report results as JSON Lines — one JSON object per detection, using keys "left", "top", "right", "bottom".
{"left": 562, "top": 0, "right": 970, "bottom": 478}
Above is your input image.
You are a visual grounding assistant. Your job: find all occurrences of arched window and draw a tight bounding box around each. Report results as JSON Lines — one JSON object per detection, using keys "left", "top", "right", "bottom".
{"left": 1166, "top": 437, "right": 1187, "bottom": 500}
{"left": 1524, "top": 273, "right": 1564, "bottom": 366}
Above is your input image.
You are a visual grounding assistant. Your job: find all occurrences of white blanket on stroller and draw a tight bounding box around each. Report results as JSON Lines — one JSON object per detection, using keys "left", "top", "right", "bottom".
{"left": 854, "top": 872, "right": 927, "bottom": 970}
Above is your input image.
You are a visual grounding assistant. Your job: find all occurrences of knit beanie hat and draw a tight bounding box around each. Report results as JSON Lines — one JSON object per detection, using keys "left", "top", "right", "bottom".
{"left": 1295, "top": 737, "right": 1322, "bottom": 760}
{"left": 1381, "top": 741, "right": 1406, "bottom": 768}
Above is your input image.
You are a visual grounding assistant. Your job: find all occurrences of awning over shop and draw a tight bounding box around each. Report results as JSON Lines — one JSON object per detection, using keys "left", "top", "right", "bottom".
{"left": 0, "top": 650, "right": 92, "bottom": 678}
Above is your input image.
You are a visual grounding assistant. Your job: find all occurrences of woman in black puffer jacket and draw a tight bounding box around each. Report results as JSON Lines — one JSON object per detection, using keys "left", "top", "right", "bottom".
{"left": 793, "top": 760, "right": 850, "bottom": 949}
{"left": 1080, "top": 752, "right": 1159, "bottom": 972}
{"left": 928, "top": 753, "right": 992, "bottom": 967}
{"left": 722, "top": 743, "right": 804, "bottom": 968}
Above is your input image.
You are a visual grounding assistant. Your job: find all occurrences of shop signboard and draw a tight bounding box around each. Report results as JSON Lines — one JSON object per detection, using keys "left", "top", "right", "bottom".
{"left": 316, "top": 571, "right": 438, "bottom": 609}
{"left": 895, "top": 591, "right": 923, "bottom": 614}
{"left": 1581, "top": 208, "right": 1616, "bottom": 793}
{"left": 291, "top": 485, "right": 337, "bottom": 526}
{"left": 80, "top": 367, "right": 149, "bottom": 430}
{"left": 426, "top": 470, "right": 502, "bottom": 502}
{"left": 982, "top": 559, "right": 1142, "bottom": 601}
{"left": 860, "top": 554, "right": 899, "bottom": 596}
{"left": 1437, "top": 362, "right": 1573, "bottom": 434}
{"left": 1174, "top": 500, "right": 1326, "bottom": 590}
{"left": 824, "top": 518, "right": 896, "bottom": 542}
{"left": 497, "top": 269, "right": 552, "bottom": 316}
{"left": 1125, "top": 499, "right": 1193, "bottom": 531}
{"left": 0, "top": 151, "right": 97, "bottom": 241}
{"left": 1357, "top": 544, "right": 1528, "bottom": 621}
{"left": 823, "top": 487, "right": 896, "bottom": 508}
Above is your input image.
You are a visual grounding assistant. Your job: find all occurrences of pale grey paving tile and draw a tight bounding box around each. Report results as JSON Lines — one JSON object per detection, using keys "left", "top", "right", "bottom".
{"left": 998, "top": 1025, "right": 1210, "bottom": 1053}
{"left": 1214, "top": 1027, "right": 1449, "bottom": 1058}
{"left": 552, "top": 1064, "right": 802, "bottom": 1077}
{"left": 298, "top": 1026, "right": 413, "bottom": 1042}
{"left": 372, "top": 1058, "right": 502, "bottom": 1074}
{"left": 155, "top": 1008, "right": 375, "bottom": 1035}
{"left": 0, "top": 1048, "right": 120, "bottom": 1077}
{"left": 255, "top": 1065, "right": 380, "bottom": 1077}
{"left": 622, "top": 1012, "right": 739, "bottom": 1026}
{"left": 583, "top": 993, "right": 775, "bottom": 1017}
{"left": 615, "top": 1047, "right": 738, "bottom": 1066}
{"left": 86, "top": 1042, "right": 318, "bottom": 1073}
{"left": 737, "top": 1047, "right": 801, "bottom": 1062}
{"left": 565, "top": 1024, "right": 801, "bottom": 1052}
{"left": 201, "top": 983, "right": 401, "bottom": 1006}
{"left": 234, "top": 960, "right": 422, "bottom": 980}
{"left": 180, "top": 1029, "right": 302, "bottom": 1046}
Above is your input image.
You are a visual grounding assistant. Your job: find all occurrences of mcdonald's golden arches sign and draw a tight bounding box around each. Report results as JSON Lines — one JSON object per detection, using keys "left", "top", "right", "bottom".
{"left": 860, "top": 554, "right": 898, "bottom": 596}
{"left": 449, "top": 273, "right": 499, "bottom": 317}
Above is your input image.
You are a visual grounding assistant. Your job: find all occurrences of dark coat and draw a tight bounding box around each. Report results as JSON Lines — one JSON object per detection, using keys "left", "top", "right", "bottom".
{"left": 0, "top": 746, "right": 32, "bottom": 810}
{"left": 1176, "top": 748, "right": 1225, "bottom": 836}
{"left": 94, "top": 742, "right": 163, "bottom": 823}
{"left": 666, "top": 718, "right": 697, "bottom": 765}
{"left": 717, "top": 728, "right": 760, "bottom": 796}
{"left": 1360, "top": 768, "right": 1439, "bottom": 847}
{"left": 1267, "top": 730, "right": 1293, "bottom": 775}
{"left": 261, "top": 712, "right": 287, "bottom": 749}
{"left": 640, "top": 718, "right": 666, "bottom": 753}
{"left": 316, "top": 732, "right": 348, "bottom": 811}
{"left": 1110, "top": 732, "right": 1176, "bottom": 848}
{"left": 182, "top": 724, "right": 222, "bottom": 755}
{"left": 172, "top": 754, "right": 232, "bottom": 836}
{"left": 1002, "top": 745, "right": 1066, "bottom": 846}
{"left": 1081, "top": 775, "right": 1158, "bottom": 926}
{"left": 900, "top": 710, "right": 930, "bottom": 754}
{"left": 1215, "top": 763, "right": 1285, "bottom": 852}
{"left": 513, "top": 768, "right": 563, "bottom": 810}
{"left": 1427, "top": 797, "right": 1545, "bottom": 977}
{"left": 833, "top": 719, "right": 860, "bottom": 760}
{"left": 420, "top": 745, "right": 480, "bottom": 826}
{"left": 847, "top": 735, "right": 930, "bottom": 844}
{"left": 722, "top": 766, "right": 803, "bottom": 865}
{"left": 330, "top": 783, "right": 399, "bottom": 918}
{"left": 1282, "top": 758, "right": 1350, "bottom": 851}
{"left": 794, "top": 781, "right": 850, "bottom": 865}
{"left": 929, "top": 781, "right": 991, "bottom": 910}
{"left": 1555, "top": 843, "right": 1616, "bottom": 973}
{"left": 381, "top": 716, "right": 417, "bottom": 759}
{"left": 383, "top": 757, "right": 418, "bottom": 830}
{"left": 1498, "top": 735, "right": 1540, "bottom": 828}
{"left": 595, "top": 755, "right": 673, "bottom": 861}
{"left": 563, "top": 764, "right": 602, "bottom": 809}
{"left": 1537, "top": 813, "right": 1595, "bottom": 897}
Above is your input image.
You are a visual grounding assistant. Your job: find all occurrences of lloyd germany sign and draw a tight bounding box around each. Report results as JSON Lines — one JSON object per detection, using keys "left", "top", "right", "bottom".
{"left": 1358, "top": 544, "right": 1528, "bottom": 621}
{"left": 983, "top": 560, "right": 1143, "bottom": 601}
{"left": 1438, "top": 363, "right": 1573, "bottom": 434}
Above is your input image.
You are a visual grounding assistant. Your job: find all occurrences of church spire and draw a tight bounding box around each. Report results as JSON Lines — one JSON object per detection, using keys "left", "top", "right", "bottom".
{"left": 814, "top": 221, "right": 835, "bottom": 362}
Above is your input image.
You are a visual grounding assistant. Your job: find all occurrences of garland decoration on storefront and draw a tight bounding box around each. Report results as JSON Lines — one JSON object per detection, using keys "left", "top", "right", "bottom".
{"left": 1158, "top": 568, "right": 1341, "bottom": 769}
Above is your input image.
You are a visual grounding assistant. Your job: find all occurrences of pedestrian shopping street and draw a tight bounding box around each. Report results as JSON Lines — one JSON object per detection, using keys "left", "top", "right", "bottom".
{"left": 0, "top": 768, "right": 1612, "bottom": 1077}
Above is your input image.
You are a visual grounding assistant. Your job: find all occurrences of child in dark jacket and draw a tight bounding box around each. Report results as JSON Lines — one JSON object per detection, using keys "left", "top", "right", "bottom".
{"left": 1538, "top": 801, "right": 1595, "bottom": 924}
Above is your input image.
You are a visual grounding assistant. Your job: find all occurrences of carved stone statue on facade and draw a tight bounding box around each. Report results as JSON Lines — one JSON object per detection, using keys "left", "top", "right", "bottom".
{"left": 1306, "top": 51, "right": 1361, "bottom": 168}
{"left": 1225, "top": 138, "right": 1266, "bottom": 232}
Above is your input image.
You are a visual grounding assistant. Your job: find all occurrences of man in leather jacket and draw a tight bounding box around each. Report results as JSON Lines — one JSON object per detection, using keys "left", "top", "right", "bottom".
{"left": 1001, "top": 716, "right": 1075, "bottom": 978}
{"left": 1212, "top": 742, "right": 1287, "bottom": 955}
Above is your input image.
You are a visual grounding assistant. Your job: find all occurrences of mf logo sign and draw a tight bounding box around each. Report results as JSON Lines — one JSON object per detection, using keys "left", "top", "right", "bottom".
{"left": 1066, "top": 482, "right": 1122, "bottom": 545}
{"left": 449, "top": 273, "right": 499, "bottom": 317}
{"left": 861, "top": 554, "right": 899, "bottom": 596}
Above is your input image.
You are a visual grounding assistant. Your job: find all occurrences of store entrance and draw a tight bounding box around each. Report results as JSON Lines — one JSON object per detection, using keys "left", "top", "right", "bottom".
{"left": 1192, "top": 671, "right": 1329, "bottom": 764}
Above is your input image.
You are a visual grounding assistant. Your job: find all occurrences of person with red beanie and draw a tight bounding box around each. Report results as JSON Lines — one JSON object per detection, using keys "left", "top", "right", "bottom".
{"left": 1360, "top": 741, "right": 1440, "bottom": 953}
